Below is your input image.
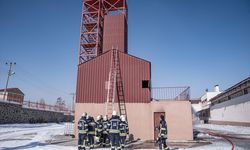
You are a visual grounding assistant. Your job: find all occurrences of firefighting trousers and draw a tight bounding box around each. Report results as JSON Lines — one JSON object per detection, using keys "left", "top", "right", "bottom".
{"left": 78, "top": 133, "right": 87, "bottom": 148}
{"left": 88, "top": 134, "right": 95, "bottom": 148}
{"left": 109, "top": 133, "right": 120, "bottom": 149}
{"left": 158, "top": 137, "right": 169, "bottom": 150}
{"left": 103, "top": 133, "right": 110, "bottom": 146}
{"left": 120, "top": 135, "right": 126, "bottom": 147}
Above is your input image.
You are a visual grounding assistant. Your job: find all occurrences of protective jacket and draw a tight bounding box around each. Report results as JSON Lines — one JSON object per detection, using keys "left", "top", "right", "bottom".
{"left": 108, "top": 115, "right": 121, "bottom": 134}
{"left": 119, "top": 121, "right": 129, "bottom": 136}
{"left": 158, "top": 120, "right": 167, "bottom": 138}
{"left": 102, "top": 120, "right": 109, "bottom": 134}
{"left": 87, "top": 117, "right": 96, "bottom": 135}
{"left": 78, "top": 116, "right": 88, "bottom": 134}
{"left": 96, "top": 119, "right": 103, "bottom": 136}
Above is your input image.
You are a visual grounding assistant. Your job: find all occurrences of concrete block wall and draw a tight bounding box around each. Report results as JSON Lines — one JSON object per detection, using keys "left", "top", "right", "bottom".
{"left": 0, "top": 101, "right": 73, "bottom": 124}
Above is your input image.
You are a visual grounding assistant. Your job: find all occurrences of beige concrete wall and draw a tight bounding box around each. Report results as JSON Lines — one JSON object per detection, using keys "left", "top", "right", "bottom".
{"left": 150, "top": 101, "right": 193, "bottom": 140}
{"left": 75, "top": 101, "right": 193, "bottom": 141}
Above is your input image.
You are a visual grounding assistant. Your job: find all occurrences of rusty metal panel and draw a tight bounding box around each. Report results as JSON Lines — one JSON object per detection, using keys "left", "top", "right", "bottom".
{"left": 76, "top": 51, "right": 151, "bottom": 103}
{"left": 103, "top": 14, "right": 128, "bottom": 53}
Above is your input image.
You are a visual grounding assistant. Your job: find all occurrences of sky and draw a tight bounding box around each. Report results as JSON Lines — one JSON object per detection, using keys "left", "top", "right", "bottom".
{"left": 0, "top": 0, "right": 250, "bottom": 107}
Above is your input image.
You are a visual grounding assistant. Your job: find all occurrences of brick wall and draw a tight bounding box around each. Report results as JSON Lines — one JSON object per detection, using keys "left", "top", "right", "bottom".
{"left": 0, "top": 101, "right": 73, "bottom": 124}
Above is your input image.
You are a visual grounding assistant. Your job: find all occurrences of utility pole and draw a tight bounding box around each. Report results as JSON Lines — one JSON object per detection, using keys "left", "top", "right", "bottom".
{"left": 69, "top": 93, "right": 75, "bottom": 113}
{"left": 3, "top": 62, "right": 16, "bottom": 101}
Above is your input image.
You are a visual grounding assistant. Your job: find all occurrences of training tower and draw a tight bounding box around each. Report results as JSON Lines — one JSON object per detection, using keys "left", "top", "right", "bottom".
{"left": 78, "top": 0, "right": 129, "bottom": 117}
{"left": 75, "top": 0, "right": 193, "bottom": 141}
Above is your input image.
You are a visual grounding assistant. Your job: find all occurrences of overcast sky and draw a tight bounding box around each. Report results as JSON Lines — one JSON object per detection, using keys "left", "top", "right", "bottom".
{"left": 0, "top": 0, "right": 250, "bottom": 107}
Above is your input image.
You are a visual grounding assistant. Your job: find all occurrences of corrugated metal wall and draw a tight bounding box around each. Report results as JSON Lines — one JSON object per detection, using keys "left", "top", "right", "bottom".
{"left": 76, "top": 51, "right": 151, "bottom": 103}
{"left": 103, "top": 14, "right": 127, "bottom": 53}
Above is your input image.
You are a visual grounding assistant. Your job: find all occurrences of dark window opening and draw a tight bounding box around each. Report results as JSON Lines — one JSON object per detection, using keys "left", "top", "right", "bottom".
{"left": 244, "top": 88, "right": 248, "bottom": 95}
{"left": 142, "top": 80, "right": 149, "bottom": 88}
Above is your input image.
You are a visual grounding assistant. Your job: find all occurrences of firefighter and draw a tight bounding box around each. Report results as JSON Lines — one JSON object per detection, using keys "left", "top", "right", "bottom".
{"left": 95, "top": 115, "right": 103, "bottom": 147}
{"left": 157, "top": 115, "right": 170, "bottom": 150}
{"left": 87, "top": 115, "right": 96, "bottom": 149}
{"left": 108, "top": 111, "right": 121, "bottom": 150}
{"left": 102, "top": 115, "right": 110, "bottom": 147}
{"left": 78, "top": 112, "right": 88, "bottom": 150}
{"left": 119, "top": 115, "right": 129, "bottom": 148}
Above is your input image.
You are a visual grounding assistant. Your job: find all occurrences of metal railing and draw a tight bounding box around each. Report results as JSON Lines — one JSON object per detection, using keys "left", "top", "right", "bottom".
{"left": 22, "top": 100, "right": 65, "bottom": 112}
{"left": 0, "top": 93, "right": 73, "bottom": 115}
{"left": 151, "top": 86, "right": 190, "bottom": 100}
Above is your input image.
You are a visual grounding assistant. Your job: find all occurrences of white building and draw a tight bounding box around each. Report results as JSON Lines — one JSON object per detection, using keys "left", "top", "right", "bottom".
{"left": 198, "top": 85, "right": 222, "bottom": 123}
{"left": 209, "top": 77, "right": 250, "bottom": 126}
{"left": 190, "top": 99, "right": 202, "bottom": 123}
{"left": 201, "top": 85, "right": 222, "bottom": 110}
{"left": 191, "top": 99, "right": 202, "bottom": 112}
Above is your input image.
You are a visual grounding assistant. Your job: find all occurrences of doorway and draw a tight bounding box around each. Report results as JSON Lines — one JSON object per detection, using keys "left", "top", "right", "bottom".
{"left": 154, "top": 112, "right": 165, "bottom": 140}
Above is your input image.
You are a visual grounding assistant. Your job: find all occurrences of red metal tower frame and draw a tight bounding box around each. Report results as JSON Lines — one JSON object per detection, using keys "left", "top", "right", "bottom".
{"left": 79, "top": 0, "right": 127, "bottom": 64}
{"left": 79, "top": 0, "right": 104, "bottom": 64}
{"left": 102, "top": 0, "right": 127, "bottom": 17}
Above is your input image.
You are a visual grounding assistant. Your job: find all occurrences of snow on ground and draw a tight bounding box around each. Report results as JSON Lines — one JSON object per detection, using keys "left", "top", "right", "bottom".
{"left": 0, "top": 123, "right": 66, "bottom": 150}
{"left": 0, "top": 123, "right": 250, "bottom": 150}
{"left": 194, "top": 123, "right": 250, "bottom": 134}
{"left": 193, "top": 123, "right": 250, "bottom": 150}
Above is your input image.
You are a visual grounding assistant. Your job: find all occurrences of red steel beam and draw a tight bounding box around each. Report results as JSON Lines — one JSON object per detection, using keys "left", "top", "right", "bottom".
{"left": 78, "top": 0, "right": 127, "bottom": 64}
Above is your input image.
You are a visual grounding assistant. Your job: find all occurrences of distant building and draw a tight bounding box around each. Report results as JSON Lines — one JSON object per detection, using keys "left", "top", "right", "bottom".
{"left": 199, "top": 85, "right": 222, "bottom": 123}
{"left": 201, "top": 85, "right": 222, "bottom": 109}
{"left": 209, "top": 77, "right": 250, "bottom": 126}
{"left": 190, "top": 99, "right": 202, "bottom": 123}
{"left": 0, "top": 88, "right": 24, "bottom": 104}
{"left": 190, "top": 99, "right": 202, "bottom": 112}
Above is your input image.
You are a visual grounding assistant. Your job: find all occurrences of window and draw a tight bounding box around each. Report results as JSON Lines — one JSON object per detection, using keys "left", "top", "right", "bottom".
{"left": 142, "top": 80, "right": 150, "bottom": 88}
{"left": 244, "top": 87, "right": 250, "bottom": 95}
{"left": 230, "top": 90, "right": 243, "bottom": 99}
{"left": 216, "top": 97, "right": 228, "bottom": 104}
{"left": 244, "top": 88, "right": 248, "bottom": 95}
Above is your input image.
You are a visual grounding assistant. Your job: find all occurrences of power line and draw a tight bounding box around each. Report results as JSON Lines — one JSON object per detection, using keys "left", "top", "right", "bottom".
{"left": 3, "top": 62, "right": 16, "bottom": 100}
{"left": 16, "top": 64, "right": 72, "bottom": 96}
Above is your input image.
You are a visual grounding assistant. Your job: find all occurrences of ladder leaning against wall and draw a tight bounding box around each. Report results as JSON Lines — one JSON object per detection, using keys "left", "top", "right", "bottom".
{"left": 105, "top": 48, "right": 128, "bottom": 121}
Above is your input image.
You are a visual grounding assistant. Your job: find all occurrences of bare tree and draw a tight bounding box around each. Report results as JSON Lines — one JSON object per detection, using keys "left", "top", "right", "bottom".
{"left": 39, "top": 98, "right": 46, "bottom": 109}
{"left": 55, "top": 97, "right": 66, "bottom": 111}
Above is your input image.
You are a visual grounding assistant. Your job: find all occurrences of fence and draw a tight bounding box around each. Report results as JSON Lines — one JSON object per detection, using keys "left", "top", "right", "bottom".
{"left": 151, "top": 86, "right": 190, "bottom": 100}
{"left": 22, "top": 100, "right": 67, "bottom": 112}
{"left": 0, "top": 93, "right": 73, "bottom": 115}
{"left": 64, "top": 122, "right": 74, "bottom": 136}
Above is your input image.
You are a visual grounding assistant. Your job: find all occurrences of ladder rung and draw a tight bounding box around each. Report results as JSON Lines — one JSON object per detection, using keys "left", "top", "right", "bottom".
{"left": 106, "top": 50, "right": 127, "bottom": 124}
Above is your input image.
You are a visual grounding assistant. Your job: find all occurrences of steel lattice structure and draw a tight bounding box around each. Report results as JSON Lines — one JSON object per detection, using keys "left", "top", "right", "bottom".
{"left": 79, "top": 0, "right": 127, "bottom": 64}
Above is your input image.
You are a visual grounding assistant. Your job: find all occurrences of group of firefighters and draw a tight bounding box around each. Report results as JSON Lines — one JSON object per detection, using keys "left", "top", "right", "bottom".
{"left": 78, "top": 111, "right": 169, "bottom": 150}
{"left": 77, "top": 111, "right": 129, "bottom": 150}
